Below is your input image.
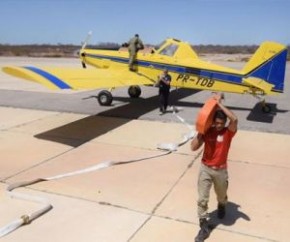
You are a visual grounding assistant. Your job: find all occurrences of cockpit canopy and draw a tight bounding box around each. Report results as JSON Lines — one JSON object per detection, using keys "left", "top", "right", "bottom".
{"left": 154, "top": 38, "right": 198, "bottom": 59}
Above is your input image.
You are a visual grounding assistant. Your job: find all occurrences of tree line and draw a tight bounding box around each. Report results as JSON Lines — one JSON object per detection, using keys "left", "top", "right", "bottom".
{"left": 0, "top": 42, "right": 289, "bottom": 60}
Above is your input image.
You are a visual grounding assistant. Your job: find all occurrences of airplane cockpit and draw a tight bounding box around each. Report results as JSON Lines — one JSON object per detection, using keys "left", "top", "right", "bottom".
{"left": 159, "top": 44, "right": 179, "bottom": 56}
{"left": 154, "top": 40, "right": 179, "bottom": 57}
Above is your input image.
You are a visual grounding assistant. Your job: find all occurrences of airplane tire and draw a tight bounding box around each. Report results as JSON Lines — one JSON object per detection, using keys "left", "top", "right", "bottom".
{"left": 262, "top": 104, "right": 271, "bottom": 113}
{"left": 128, "top": 85, "right": 141, "bottom": 98}
{"left": 98, "top": 90, "right": 113, "bottom": 106}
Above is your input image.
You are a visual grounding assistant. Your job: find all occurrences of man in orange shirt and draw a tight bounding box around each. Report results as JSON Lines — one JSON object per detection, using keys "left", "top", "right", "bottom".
{"left": 191, "top": 98, "right": 238, "bottom": 242}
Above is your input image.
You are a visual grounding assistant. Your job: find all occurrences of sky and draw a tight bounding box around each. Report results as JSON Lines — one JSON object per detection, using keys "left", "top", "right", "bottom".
{"left": 0, "top": 0, "right": 289, "bottom": 46}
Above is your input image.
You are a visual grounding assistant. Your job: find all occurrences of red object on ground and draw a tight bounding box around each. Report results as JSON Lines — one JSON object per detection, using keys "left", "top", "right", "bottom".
{"left": 196, "top": 98, "right": 218, "bottom": 134}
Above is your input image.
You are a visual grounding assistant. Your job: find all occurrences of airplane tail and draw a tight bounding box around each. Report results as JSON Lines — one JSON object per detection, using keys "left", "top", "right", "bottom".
{"left": 242, "top": 41, "right": 288, "bottom": 93}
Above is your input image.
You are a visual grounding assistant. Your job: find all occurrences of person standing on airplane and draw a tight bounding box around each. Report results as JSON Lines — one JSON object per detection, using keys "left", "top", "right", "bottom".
{"left": 191, "top": 97, "right": 238, "bottom": 242}
{"left": 127, "top": 34, "right": 144, "bottom": 71}
{"left": 157, "top": 68, "right": 171, "bottom": 114}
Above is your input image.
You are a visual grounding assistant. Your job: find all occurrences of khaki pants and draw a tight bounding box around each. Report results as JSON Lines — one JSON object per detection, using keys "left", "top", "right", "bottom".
{"left": 128, "top": 49, "right": 137, "bottom": 69}
{"left": 197, "top": 163, "right": 228, "bottom": 219}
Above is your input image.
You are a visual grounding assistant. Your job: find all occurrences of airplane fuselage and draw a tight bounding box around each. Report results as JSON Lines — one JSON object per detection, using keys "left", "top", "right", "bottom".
{"left": 81, "top": 47, "right": 255, "bottom": 95}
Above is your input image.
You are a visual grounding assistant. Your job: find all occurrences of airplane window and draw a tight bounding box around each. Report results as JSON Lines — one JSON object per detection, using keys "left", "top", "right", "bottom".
{"left": 155, "top": 41, "right": 166, "bottom": 51}
{"left": 159, "top": 44, "right": 178, "bottom": 56}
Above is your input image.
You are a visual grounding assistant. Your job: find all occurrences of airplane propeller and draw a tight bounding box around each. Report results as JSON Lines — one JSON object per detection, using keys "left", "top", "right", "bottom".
{"left": 80, "top": 31, "right": 92, "bottom": 69}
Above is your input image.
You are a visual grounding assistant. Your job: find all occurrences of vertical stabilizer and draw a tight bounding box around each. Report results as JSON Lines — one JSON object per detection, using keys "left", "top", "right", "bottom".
{"left": 242, "top": 42, "right": 287, "bottom": 93}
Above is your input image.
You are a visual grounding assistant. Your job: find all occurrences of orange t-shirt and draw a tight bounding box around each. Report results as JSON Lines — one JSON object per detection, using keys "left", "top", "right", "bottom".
{"left": 202, "top": 127, "right": 236, "bottom": 168}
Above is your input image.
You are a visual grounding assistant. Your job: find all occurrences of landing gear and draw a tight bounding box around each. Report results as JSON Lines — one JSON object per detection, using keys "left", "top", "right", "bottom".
{"left": 98, "top": 90, "right": 113, "bottom": 106}
{"left": 128, "top": 85, "right": 141, "bottom": 98}
{"left": 262, "top": 105, "right": 271, "bottom": 113}
{"left": 97, "top": 86, "right": 141, "bottom": 106}
{"left": 261, "top": 99, "right": 271, "bottom": 113}
{"left": 253, "top": 93, "right": 271, "bottom": 113}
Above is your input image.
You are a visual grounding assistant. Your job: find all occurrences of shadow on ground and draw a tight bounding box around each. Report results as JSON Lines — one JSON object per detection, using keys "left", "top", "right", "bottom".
{"left": 208, "top": 201, "right": 250, "bottom": 227}
{"left": 35, "top": 89, "right": 199, "bottom": 147}
{"left": 195, "top": 201, "right": 251, "bottom": 241}
{"left": 246, "top": 103, "right": 288, "bottom": 123}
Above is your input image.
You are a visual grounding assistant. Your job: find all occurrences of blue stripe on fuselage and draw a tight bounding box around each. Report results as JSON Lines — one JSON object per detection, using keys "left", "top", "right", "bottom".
{"left": 24, "top": 66, "right": 71, "bottom": 89}
{"left": 86, "top": 53, "right": 243, "bottom": 85}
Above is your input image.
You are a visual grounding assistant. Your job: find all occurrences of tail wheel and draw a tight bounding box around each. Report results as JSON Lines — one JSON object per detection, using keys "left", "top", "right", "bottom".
{"left": 98, "top": 90, "right": 113, "bottom": 106}
{"left": 260, "top": 99, "right": 271, "bottom": 113}
{"left": 262, "top": 104, "right": 271, "bottom": 113}
{"left": 128, "top": 85, "right": 141, "bottom": 98}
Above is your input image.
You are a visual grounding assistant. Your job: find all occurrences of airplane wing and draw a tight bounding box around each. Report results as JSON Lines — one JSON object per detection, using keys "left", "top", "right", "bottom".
{"left": 2, "top": 66, "right": 155, "bottom": 90}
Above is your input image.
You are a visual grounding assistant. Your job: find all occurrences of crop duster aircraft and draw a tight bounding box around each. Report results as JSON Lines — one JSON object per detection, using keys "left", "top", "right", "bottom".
{"left": 2, "top": 36, "right": 288, "bottom": 113}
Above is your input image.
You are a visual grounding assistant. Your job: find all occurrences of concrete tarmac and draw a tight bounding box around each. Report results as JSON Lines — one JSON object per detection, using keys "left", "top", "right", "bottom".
{"left": 0, "top": 57, "right": 289, "bottom": 241}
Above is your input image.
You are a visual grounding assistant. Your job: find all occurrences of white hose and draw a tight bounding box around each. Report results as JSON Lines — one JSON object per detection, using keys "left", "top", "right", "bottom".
{"left": 0, "top": 109, "right": 195, "bottom": 238}
{"left": 157, "top": 109, "right": 196, "bottom": 151}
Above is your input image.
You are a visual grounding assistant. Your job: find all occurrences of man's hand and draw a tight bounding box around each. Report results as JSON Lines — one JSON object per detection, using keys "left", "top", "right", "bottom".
{"left": 191, "top": 133, "right": 204, "bottom": 151}
{"left": 212, "top": 92, "right": 224, "bottom": 103}
{"left": 216, "top": 99, "right": 238, "bottom": 133}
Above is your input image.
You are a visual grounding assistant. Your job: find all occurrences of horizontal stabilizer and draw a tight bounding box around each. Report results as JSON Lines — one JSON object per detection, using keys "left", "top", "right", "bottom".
{"left": 242, "top": 77, "right": 274, "bottom": 94}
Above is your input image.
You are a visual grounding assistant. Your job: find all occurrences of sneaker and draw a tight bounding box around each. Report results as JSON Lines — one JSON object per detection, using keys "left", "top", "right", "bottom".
{"left": 172, "top": 106, "right": 178, "bottom": 113}
{"left": 159, "top": 108, "right": 166, "bottom": 115}
{"left": 217, "top": 203, "right": 226, "bottom": 219}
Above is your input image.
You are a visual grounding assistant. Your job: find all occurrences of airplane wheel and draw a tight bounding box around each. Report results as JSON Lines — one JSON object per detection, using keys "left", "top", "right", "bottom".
{"left": 98, "top": 90, "right": 113, "bottom": 106}
{"left": 128, "top": 85, "right": 141, "bottom": 98}
{"left": 262, "top": 104, "right": 271, "bottom": 113}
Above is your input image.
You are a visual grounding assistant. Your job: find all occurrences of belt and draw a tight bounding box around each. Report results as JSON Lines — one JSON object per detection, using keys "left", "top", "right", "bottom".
{"left": 202, "top": 162, "right": 226, "bottom": 170}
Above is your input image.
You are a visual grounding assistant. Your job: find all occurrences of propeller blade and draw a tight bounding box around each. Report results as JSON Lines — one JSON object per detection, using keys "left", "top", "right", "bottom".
{"left": 80, "top": 31, "right": 92, "bottom": 68}
{"left": 81, "top": 31, "right": 92, "bottom": 50}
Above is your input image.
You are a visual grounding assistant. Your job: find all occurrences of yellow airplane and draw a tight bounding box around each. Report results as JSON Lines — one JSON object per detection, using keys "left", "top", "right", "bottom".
{"left": 2, "top": 36, "right": 288, "bottom": 113}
